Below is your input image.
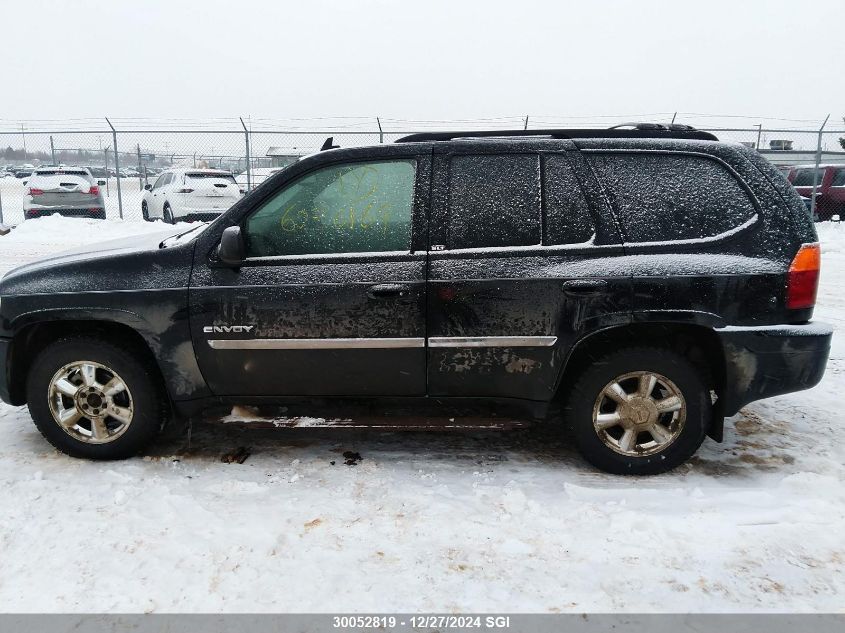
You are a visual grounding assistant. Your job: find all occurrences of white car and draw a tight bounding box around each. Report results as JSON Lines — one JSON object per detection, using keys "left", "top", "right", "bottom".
{"left": 141, "top": 168, "right": 241, "bottom": 223}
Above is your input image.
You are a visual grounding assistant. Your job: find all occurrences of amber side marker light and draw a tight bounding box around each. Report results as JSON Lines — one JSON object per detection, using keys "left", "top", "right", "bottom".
{"left": 786, "top": 243, "right": 821, "bottom": 310}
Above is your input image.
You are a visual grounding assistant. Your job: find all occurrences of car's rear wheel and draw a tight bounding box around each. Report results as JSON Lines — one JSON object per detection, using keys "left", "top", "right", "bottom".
{"left": 162, "top": 203, "right": 174, "bottom": 224}
{"left": 565, "top": 347, "right": 710, "bottom": 475}
{"left": 26, "top": 337, "right": 166, "bottom": 460}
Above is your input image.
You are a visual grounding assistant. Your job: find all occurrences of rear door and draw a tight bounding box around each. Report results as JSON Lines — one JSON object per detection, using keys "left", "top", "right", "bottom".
{"left": 426, "top": 141, "right": 630, "bottom": 402}
{"left": 190, "top": 152, "right": 431, "bottom": 397}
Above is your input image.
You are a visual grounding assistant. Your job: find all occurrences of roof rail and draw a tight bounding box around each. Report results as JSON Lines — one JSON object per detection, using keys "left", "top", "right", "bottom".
{"left": 395, "top": 125, "right": 718, "bottom": 143}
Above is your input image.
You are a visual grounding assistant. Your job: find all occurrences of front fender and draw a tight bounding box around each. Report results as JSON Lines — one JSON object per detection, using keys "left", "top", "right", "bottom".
{"left": 5, "top": 294, "right": 210, "bottom": 402}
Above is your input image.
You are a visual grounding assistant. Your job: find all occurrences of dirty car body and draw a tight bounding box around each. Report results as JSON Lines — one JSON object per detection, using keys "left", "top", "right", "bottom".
{"left": 0, "top": 126, "right": 832, "bottom": 474}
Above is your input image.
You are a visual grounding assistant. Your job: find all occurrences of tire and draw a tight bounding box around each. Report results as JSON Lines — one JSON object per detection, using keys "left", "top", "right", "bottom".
{"left": 26, "top": 337, "right": 167, "bottom": 460}
{"left": 141, "top": 201, "right": 150, "bottom": 222}
{"left": 564, "top": 347, "right": 710, "bottom": 475}
{"left": 162, "top": 203, "right": 174, "bottom": 224}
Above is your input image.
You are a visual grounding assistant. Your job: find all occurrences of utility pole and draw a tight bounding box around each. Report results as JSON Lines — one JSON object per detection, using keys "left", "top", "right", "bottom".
{"left": 377, "top": 117, "right": 384, "bottom": 143}
{"left": 50, "top": 136, "right": 56, "bottom": 165}
{"left": 524, "top": 115, "right": 529, "bottom": 130}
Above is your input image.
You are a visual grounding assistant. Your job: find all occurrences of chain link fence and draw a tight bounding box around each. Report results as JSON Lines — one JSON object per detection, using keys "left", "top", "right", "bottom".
{"left": 1, "top": 117, "right": 843, "bottom": 225}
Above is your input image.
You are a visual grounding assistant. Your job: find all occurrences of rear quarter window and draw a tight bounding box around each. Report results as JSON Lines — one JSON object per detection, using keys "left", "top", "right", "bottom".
{"left": 586, "top": 152, "right": 757, "bottom": 243}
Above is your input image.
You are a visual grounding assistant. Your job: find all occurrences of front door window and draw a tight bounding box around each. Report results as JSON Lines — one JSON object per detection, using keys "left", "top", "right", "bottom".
{"left": 244, "top": 159, "right": 417, "bottom": 257}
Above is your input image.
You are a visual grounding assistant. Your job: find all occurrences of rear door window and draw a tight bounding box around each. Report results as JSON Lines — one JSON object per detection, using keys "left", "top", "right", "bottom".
{"left": 447, "top": 154, "right": 541, "bottom": 249}
{"left": 832, "top": 169, "right": 845, "bottom": 187}
{"left": 543, "top": 155, "right": 595, "bottom": 245}
{"left": 586, "top": 152, "right": 757, "bottom": 243}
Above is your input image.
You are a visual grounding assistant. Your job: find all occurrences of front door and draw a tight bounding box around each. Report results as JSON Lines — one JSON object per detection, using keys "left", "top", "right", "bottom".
{"left": 190, "top": 154, "right": 430, "bottom": 397}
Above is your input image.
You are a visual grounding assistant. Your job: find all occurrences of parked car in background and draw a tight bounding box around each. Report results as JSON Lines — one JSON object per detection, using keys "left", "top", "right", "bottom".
{"left": 14, "top": 168, "right": 34, "bottom": 179}
{"left": 23, "top": 166, "right": 107, "bottom": 220}
{"left": 86, "top": 166, "right": 110, "bottom": 179}
{"left": 788, "top": 164, "right": 845, "bottom": 221}
{"left": 235, "top": 166, "right": 284, "bottom": 191}
{"left": 141, "top": 168, "right": 240, "bottom": 223}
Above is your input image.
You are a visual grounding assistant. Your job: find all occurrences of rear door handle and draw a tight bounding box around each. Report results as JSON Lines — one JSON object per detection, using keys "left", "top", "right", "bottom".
{"left": 367, "top": 283, "right": 411, "bottom": 299}
{"left": 562, "top": 279, "right": 608, "bottom": 296}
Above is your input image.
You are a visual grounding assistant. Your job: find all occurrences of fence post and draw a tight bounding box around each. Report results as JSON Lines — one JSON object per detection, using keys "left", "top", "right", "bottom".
{"left": 377, "top": 117, "right": 384, "bottom": 143}
{"left": 810, "top": 114, "right": 830, "bottom": 220}
{"left": 240, "top": 117, "right": 252, "bottom": 191}
{"left": 524, "top": 115, "right": 529, "bottom": 130}
{"left": 105, "top": 118, "right": 123, "bottom": 219}
{"left": 755, "top": 124, "right": 762, "bottom": 150}
{"left": 103, "top": 147, "right": 110, "bottom": 197}
{"left": 137, "top": 144, "right": 143, "bottom": 190}
{"left": 0, "top": 179, "right": 4, "bottom": 225}
{"left": 50, "top": 135, "right": 56, "bottom": 165}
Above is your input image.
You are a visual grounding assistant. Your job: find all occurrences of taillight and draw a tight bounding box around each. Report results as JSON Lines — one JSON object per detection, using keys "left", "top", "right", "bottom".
{"left": 786, "top": 243, "right": 821, "bottom": 310}
{"left": 176, "top": 188, "right": 194, "bottom": 194}
{"left": 88, "top": 185, "right": 100, "bottom": 196}
{"left": 28, "top": 188, "right": 44, "bottom": 196}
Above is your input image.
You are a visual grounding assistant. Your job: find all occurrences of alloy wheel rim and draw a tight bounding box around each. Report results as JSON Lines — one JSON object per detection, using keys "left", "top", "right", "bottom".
{"left": 47, "top": 361, "right": 134, "bottom": 444}
{"left": 592, "top": 370, "right": 686, "bottom": 457}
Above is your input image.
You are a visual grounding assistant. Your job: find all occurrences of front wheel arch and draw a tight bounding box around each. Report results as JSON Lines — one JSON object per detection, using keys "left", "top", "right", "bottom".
{"left": 7, "top": 319, "right": 170, "bottom": 410}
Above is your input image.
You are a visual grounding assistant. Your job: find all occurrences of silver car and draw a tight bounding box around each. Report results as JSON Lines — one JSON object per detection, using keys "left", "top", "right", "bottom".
{"left": 24, "top": 167, "right": 107, "bottom": 220}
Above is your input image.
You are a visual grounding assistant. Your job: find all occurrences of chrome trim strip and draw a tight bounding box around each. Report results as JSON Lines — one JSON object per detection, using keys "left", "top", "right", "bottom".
{"left": 207, "top": 337, "right": 426, "bottom": 350}
{"left": 428, "top": 336, "right": 557, "bottom": 348}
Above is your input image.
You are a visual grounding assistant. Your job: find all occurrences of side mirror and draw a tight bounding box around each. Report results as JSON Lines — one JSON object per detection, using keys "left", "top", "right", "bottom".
{"left": 144, "top": 183, "right": 152, "bottom": 191}
{"left": 218, "top": 226, "right": 245, "bottom": 266}
{"left": 98, "top": 179, "right": 107, "bottom": 186}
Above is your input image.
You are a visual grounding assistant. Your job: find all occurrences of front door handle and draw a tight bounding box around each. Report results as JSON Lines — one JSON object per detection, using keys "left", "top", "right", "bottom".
{"left": 562, "top": 279, "right": 608, "bottom": 297}
{"left": 367, "top": 283, "right": 411, "bottom": 299}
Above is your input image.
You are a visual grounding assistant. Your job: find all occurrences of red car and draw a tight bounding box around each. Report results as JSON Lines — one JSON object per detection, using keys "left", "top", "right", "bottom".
{"left": 788, "top": 164, "right": 845, "bottom": 221}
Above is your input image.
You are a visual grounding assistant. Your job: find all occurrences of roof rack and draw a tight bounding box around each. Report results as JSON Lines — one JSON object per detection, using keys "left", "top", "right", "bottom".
{"left": 395, "top": 124, "right": 718, "bottom": 143}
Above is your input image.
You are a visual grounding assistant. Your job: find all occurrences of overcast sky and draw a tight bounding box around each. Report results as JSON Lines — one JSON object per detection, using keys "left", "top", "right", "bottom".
{"left": 4, "top": 0, "right": 842, "bottom": 126}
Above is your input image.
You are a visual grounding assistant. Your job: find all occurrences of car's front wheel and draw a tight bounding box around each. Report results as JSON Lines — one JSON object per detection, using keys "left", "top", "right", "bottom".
{"left": 565, "top": 347, "right": 710, "bottom": 475}
{"left": 141, "top": 201, "right": 151, "bottom": 222}
{"left": 26, "top": 337, "right": 167, "bottom": 460}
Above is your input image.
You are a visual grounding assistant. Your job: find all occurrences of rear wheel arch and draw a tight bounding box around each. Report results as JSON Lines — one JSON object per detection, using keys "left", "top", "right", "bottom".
{"left": 555, "top": 322, "right": 727, "bottom": 439}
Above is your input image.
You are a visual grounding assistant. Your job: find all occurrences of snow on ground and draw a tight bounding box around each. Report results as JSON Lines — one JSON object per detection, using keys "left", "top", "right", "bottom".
{"left": 0, "top": 219, "right": 843, "bottom": 613}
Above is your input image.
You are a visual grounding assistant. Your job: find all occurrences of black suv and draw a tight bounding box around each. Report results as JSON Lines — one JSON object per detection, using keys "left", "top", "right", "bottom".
{"left": 0, "top": 125, "right": 832, "bottom": 474}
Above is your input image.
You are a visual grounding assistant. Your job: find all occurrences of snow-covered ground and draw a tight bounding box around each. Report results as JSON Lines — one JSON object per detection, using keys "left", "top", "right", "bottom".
{"left": 0, "top": 217, "right": 843, "bottom": 613}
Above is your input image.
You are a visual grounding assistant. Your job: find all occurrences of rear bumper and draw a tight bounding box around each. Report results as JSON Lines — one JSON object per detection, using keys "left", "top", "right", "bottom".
{"left": 25, "top": 207, "right": 105, "bottom": 218}
{"left": 716, "top": 322, "right": 832, "bottom": 415}
{"left": 178, "top": 211, "right": 225, "bottom": 222}
{"left": 0, "top": 337, "right": 11, "bottom": 404}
